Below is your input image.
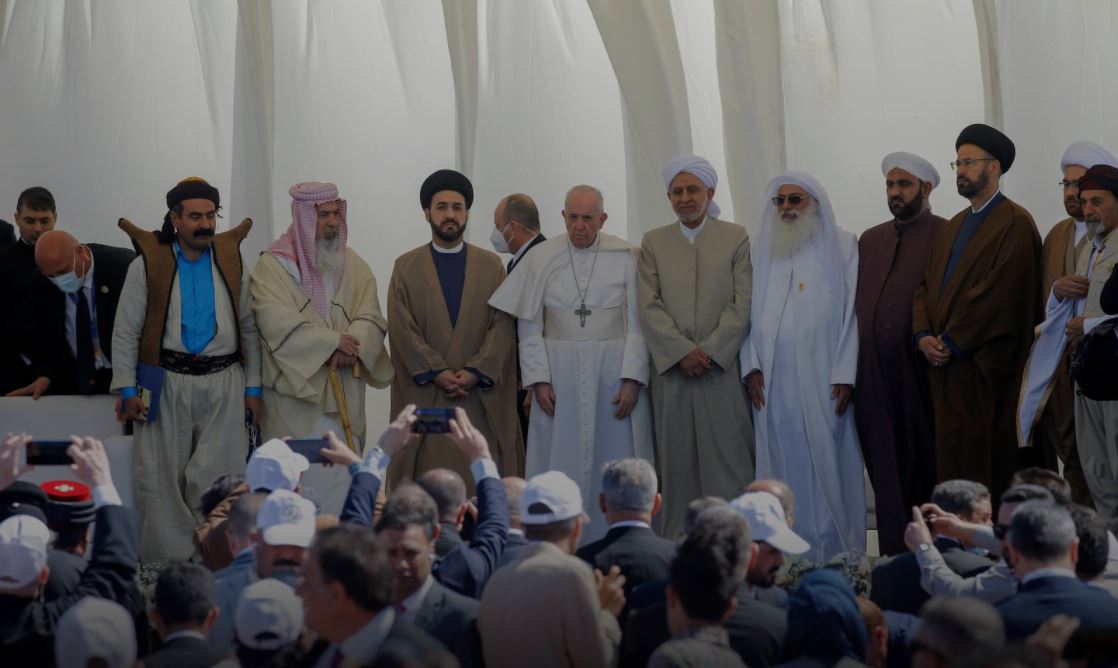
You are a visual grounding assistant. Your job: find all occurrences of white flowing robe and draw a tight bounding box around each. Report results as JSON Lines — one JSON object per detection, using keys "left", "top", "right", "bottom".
{"left": 740, "top": 231, "right": 866, "bottom": 562}
{"left": 489, "top": 233, "right": 653, "bottom": 543}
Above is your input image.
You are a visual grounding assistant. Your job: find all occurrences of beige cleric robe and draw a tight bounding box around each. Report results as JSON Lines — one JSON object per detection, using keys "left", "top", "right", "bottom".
{"left": 387, "top": 243, "right": 524, "bottom": 491}
{"left": 637, "top": 217, "right": 755, "bottom": 538}
{"left": 250, "top": 249, "right": 394, "bottom": 444}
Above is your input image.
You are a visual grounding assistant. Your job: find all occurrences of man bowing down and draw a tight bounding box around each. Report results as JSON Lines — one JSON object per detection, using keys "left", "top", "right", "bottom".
{"left": 387, "top": 170, "right": 524, "bottom": 492}
{"left": 740, "top": 172, "right": 866, "bottom": 563}
{"left": 250, "top": 182, "right": 394, "bottom": 444}
{"left": 489, "top": 185, "right": 653, "bottom": 542}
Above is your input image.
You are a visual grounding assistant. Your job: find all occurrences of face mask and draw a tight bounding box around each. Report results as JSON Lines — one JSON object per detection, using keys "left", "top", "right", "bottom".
{"left": 49, "top": 248, "right": 84, "bottom": 294}
{"left": 489, "top": 221, "right": 513, "bottom": 254}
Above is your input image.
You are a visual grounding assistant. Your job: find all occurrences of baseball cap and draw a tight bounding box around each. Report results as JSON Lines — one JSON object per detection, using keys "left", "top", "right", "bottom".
{"left": 521, "top": 471, "right": 585, "bottom": 525}
{"left": 731, "top": 491, "right": 811, "bottom": 555}
{"left": 0, "top": 514, "right": 50, "bottom": 590}
{"left": 0, "top": 481, "right": 49, "bottom": 523}
{"left": 54, "top": 597, "right": 137, "bottom": 668}
{"left": 257, "top": 490, "right": 316, "bottom": 548}
{"left": 247, "top": 439, "right": 309, "bottom": 492}
{"left": 235, "top": 578, "right": 305, "bottom": 650}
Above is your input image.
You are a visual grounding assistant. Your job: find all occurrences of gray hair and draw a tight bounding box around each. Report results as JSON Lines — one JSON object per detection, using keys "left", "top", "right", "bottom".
{"left": 565, "top": 184, "right": 605, "bottom": 214}
{"left": 229, "top": 492, "right": 267, "bottom": 542}
{"left": 931, "top": 480, "right": 990, "bottom": 516}
{"left": 601, "top": 458, "right": 658, "bottom": 512}
{"left": 682, "top": 497, "right": 727, "bottom": 537}
{"left": 1009, "top": 500, "right": 1077, "bottom": 563}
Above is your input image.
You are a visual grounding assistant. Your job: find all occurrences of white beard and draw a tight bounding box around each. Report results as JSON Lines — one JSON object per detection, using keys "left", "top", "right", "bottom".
{"left": 769, "top": 206, "right": 821, "bottom": 259}
{"left": 1086, "top": 219, "right": 1106, "bottom": 242}
{"left": 316, "top": 236, "right": 343, "bottom": 286}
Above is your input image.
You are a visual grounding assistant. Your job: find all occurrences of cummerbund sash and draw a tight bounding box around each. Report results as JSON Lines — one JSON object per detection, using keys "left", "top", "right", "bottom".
{"left": 543, "top": 305, "right": 625, "bottom": 341}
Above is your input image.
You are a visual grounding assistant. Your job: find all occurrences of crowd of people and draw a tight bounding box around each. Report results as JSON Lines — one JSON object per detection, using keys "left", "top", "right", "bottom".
{"left": 2, "top": 119, "right": 1118, "bottom": 665}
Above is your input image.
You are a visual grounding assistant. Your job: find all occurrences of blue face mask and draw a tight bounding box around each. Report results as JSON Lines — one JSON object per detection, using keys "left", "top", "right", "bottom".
{"left": 49, "top": 248, "right": 84, "bottom": 294}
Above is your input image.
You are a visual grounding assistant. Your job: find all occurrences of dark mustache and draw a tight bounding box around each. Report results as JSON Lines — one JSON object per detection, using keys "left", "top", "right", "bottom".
{"left": 194, "top": 229, "right": 215, "bottom": 238}
{"left": 272, "top": 559, "right": 301, "bottom": 568}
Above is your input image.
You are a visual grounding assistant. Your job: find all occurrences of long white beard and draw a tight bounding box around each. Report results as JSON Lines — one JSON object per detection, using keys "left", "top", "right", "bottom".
{"left": 770, "top": 207, "right": 821, "bottom": 259}
{"left": 316, "top": 236, "right": 343, "bottom": 286}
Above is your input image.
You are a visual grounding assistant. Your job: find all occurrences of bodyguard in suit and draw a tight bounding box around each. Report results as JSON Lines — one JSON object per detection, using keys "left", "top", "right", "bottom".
{"left": 375, "top": 484, "right": 482, "bottom": 667}
{"left": 577, "top": 458, "right": 675, "bottom": 616}
{"left": 8, "top": 230, "right": 134, "bottom": 397}
{"left": 997, "top": 501, "right": 1118, "bottom": 639}
{"left": 490, "top": 193, "right": 546, "bottom": 440}
{"left": 295, "top": 525, "right": 451, "bottom": 667}
{"left": 0, "top": 219, "right": 14, "bottom": 247}
{"left": 0, "top": 434, "right": 140, "bottom": 665}
{"left": 0, "top": 187, "right": 58, "bottom": 394}
{"left": 870, "top": 480, "right": 994, "bottom": 614}
{"left": 498, "top": 476, "right": 529, "bottom": 567}
{"left": 144, "top": 562, "right": 227, "bottom": 668}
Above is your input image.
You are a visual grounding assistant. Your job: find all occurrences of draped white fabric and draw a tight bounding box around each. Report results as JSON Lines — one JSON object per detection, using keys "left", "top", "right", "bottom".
{"left": 1, "top": 0, "right": 1110, "bottom": 433}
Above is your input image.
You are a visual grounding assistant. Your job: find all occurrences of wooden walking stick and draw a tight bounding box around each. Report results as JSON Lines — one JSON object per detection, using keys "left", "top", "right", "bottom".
{"left": 328, "top": 367, "right": 358, "bottom": 454}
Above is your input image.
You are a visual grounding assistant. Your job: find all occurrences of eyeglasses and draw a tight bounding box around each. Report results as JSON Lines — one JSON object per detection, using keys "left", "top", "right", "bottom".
{"left": 949, "top": 158, "right": 995, "bottom": 171}
{"left": 771, "top": 194, "right": 812, "bottom": 207}
{"left": 993, "top": 523, "right": 1010, "bottom": 540}
{"left": 1059, "top": 179, "right": 1081, "bottom": 190}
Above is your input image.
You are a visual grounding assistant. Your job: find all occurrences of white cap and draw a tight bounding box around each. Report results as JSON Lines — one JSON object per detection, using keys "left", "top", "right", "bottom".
{"left": 235, "top": 578, "right": 304, "bottom": 650}
{"left": 881, "top": 151, "right": 940, "bottom": 188}
{"left": 54, "top": 597, "right": 137, "bottom": 668}
{"left": 521, "top": 471, "right": 585, "bottom": 524}
{"left": 730, "top": 491, "right": 811, "bottom": 555}
{"left": 257, "top": 490, "right": 316, "bottom": 548}
{"left": 247, "top": 439, "right": 309, "bottom": 492}
{"left": 0, "top": 514, "right": 50, "bottom": 590}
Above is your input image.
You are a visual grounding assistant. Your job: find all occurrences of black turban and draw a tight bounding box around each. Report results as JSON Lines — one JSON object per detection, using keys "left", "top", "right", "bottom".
{"left": 955, "top": 123, "right": 1015, "bottom": 173}
{"left": 160, "top": 177, "right": 220, "bottom": 241}
{"left": 1078, "top": 164, "right": 1118, "bottom": 199}
{"left": 420, "top": 169, "right": 474, "bottom": 210}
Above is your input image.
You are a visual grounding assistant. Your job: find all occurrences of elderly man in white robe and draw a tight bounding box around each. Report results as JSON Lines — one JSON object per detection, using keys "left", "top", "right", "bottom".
{"left": 489, "top": 185, "right": 652, "bottom": 542}
{"left": 739, "top": 172, "right": 866, "bottom": 563}
{"left": 250, "top": 182, "right": 394, "bottom": 450}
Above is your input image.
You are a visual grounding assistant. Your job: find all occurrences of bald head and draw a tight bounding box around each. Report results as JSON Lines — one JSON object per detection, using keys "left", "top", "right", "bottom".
{"left": 502, "top": 477, "right": 527, "bottom": 528}
{"left": 748, "top": 479, "right": 795, "bottom": 527}
{"left": 34, "top": 230, "right": 88, "bottom": 279}
{"left": 417, "top": 469, "right": 468, "bottom": 523}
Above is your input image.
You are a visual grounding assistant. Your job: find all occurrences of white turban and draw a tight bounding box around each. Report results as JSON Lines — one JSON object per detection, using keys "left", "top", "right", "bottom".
{"left": 662, "top": 155, "right": 721, "bottom": 218}
{"left": 881, "top": 152, "right": 940, "bottom": 188}
{"left": 1060, "top": 141, "right": 1118, "bottom": 170}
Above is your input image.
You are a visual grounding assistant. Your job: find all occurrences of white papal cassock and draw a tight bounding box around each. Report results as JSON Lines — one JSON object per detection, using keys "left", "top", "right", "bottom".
{"left": 489, "top": 232, "right": 653, "bottom": 543}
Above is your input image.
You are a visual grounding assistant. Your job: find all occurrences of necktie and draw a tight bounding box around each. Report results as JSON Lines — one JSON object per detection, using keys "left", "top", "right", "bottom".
{"left": 75, "top": 289, "right": 96, "bottom": 394}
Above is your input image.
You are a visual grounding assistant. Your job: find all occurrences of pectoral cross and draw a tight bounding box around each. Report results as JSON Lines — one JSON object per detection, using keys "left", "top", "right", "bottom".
{"left": 575, "top": 300, "right": 591, "bottom": 327}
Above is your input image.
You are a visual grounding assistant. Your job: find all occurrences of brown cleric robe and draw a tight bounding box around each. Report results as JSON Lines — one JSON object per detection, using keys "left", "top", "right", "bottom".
{"left": 854, "top": 207, "right": 944, "bottom": 556}
{"left": 387, "top": 242, "right": 524, "bottom": 493}
{"left": 1035, "top": 218, "right": 1093, "bottom": 505}
{"left": 912, "top": 193, "right": 1042, "bottom": 498}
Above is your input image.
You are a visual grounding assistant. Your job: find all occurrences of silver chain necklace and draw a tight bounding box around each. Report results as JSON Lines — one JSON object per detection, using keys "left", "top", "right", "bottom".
{"left": 566, "top": 236, "right": 600, "bottom": 327}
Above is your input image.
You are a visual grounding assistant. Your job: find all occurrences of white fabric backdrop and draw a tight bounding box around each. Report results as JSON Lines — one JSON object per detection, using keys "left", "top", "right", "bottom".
{"left": 1, "top": 0, "right": 1110, "bottom": 436}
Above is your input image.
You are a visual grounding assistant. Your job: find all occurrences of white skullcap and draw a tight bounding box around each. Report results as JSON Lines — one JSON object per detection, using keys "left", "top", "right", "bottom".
{"left": 662, "top": 155, "right": 722, "bottom": 218}
{"left": 54, "top": 597, "right": 137, "bottom": 668}
{"left": 881, "top": 152, "right": 940, "bottom": 188}
{"left": 0, "top": 514, "right": 49, "bottom": 590}
{"left": 1060, "top": 141, "right": 1118, "bottom": 170}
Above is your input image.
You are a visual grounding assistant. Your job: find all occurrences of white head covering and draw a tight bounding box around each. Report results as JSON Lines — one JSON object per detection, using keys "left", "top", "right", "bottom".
{"left": 0, "top": 514, "right": 49, "bottom": 590}
{"left": 751, "top": 172, "right": 847, "bottom": 358}
{"left": 881, "top": 152, "right": 940, "bottom": 188}
{"left": 662, "top": 155, "right": 722, "bottom": 219}
{"left": 55, "top": 598, "right": 137, "bottom": 668}
{"left": 1060, "top": 141, "right": 1118, "bottom": 170}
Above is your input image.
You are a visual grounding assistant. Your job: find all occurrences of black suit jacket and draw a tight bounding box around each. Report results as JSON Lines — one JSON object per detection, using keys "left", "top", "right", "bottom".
{"left": 340, "top": 471, "right": 509, "bottom": 598}
{"left": 509, "top": 233, "right": 547, "bottom": 439}
{"left": 30, "top": 243, "right": 135, "bottom": 394}
{"left": 0, "top": 505, "right": 139, "bottom": 664}
{"left": 497, "top": 530, "right": 529, "bottom": 568}
{"left": 1102, "top": 262, "right": 1118, "bottom": 315}
{"left": 297, "top": 616, "right": 452, "bottom": 668}
{"left": 142, "top": 635, "right": 227, "bottom": 668}
{"left": 0, "top": 220, "right": 14, "bottom": 247}
{"left": 414, "top": 579, "right": 483, "bottom": 667}
{"left": 870, "top": 537, "right": 992, "bottom": 614}
{"left": 577, "top": 524, "right": 676, "bottom": 618}
{"left": 997, "top": 575, "right": 1118, "bottom": 640}
{"left": 620, "top": 583, "right": 787, "bottom": 668}
{"left": 0, "top": 240, "right": 39, "bottom": 393}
